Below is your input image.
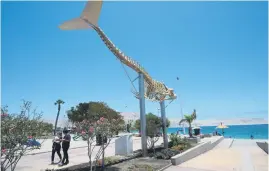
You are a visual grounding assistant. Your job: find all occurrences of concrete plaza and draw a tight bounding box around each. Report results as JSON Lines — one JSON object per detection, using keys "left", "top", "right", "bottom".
{"left": 8, "top": 136, "right": 268, "bottom": 171}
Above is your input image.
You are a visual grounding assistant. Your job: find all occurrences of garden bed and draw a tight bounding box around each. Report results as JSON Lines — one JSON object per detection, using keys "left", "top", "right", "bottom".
{"left": 47, "top": 145, "right": 195, "bottom": 171}
{"left": 48, "top": 157, "right": 171, "bottom": 171}
{"left": 45, "top": 135, "right": 197, "bottom": 171}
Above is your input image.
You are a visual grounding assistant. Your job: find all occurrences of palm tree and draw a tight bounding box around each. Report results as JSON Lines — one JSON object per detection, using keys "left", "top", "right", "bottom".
{"left": 179, "top": 109, "right": 196, "bottom": 138}
{"left": 54, "top": 99, "right": 65, "bottom": 135}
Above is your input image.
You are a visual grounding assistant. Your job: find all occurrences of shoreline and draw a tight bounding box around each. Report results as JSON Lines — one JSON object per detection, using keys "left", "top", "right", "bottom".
{"left": 169, "top": 123, "right": 268, "bottom": 128}
{"left": 129, "top": 132, "right": 269, "bottom": 140}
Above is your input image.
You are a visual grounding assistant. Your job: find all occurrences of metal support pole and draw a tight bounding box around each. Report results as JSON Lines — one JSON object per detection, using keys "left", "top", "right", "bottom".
{"left": 138, "top": 73, "right": 147, "bottom": 157}
{"left": 180, "top": 102, "right": 186, "bottom": 135}
{"left": 160, "top": 100, "right": 168, "bottom": 149}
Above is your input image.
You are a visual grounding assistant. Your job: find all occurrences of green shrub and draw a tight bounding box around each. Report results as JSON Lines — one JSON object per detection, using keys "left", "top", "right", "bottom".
{"left": 154, "top": 149, "right": 180, "bottom": 160}
{"left": 169, "top": 134, "right": 191, "bottom": 149}
{"left": 102, "top": 156, "right": 121, "bottom": 165}
{"left": 127, "top": 164, "right": 153, "bottom": 171}
{"left": 168, "top": 134, "right": 182, "bottom": 147}
{"left": 171, "top": 144, "right": 185, "bottom": 151}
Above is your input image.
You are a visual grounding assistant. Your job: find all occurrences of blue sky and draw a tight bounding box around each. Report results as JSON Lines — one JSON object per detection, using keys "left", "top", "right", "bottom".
{"left": 1, "top": 1, "right": 268, "bottom": 122}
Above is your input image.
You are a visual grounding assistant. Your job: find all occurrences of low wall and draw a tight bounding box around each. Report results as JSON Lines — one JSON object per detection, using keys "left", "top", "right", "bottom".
{"left": 256, "top": 142, "right": 268, "bottom": 154}
{"left": 171, "top": 141, "right": 211, "bottom": 165}
{"left": 171, "top": 136, "right": 224, "bottom": 165}
{"left": 186, "top": 137, "right": 201, "bottom": 144}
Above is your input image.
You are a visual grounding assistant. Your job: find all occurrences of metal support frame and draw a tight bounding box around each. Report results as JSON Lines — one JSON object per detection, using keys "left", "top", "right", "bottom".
{"left": 132, "top": 76, "right": 139, "bottom": 83}
{"left": 160, "top": 100, "right": 168, "bottom": 149}
{"left": 138, "top": 73, "right": 147, "bottom": 157}
{"left": 180, "top": 101, "right": 186, "bottom": 135}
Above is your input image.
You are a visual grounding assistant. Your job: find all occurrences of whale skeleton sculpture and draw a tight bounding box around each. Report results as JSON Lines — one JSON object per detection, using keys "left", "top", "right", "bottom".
{"left": 59, "top": 1, "right": 177, "bottom": 102}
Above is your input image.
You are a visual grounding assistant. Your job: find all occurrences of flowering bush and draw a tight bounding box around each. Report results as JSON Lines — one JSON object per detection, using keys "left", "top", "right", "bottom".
{"left": 1, "top": 101, "right": 49, "bottom": 171}
{"left": 73, "top": 117, "right": 121, "bottom": 171}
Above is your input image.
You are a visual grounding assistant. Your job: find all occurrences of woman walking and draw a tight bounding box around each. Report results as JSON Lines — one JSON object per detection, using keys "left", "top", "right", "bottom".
{"left": 51, "top": 132, "right": 62, "bottom": 164}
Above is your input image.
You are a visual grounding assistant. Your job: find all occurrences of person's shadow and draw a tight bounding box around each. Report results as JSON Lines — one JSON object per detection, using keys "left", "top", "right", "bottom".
{"left": 49, "top": 161, "right": 62, "bottom": 165}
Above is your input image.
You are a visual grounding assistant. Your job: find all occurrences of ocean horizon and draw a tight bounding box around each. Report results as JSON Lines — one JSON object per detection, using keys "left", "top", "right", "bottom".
{"left": 168, "top": 124, "right": 268, "bottom": 140}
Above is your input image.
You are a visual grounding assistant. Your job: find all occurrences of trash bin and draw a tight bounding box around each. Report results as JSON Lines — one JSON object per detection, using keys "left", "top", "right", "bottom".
{"left": 193, "top": 127, "right": 201, "bottom": 136}
{"left": 96, "top": 134, "right": 107, "bottom": 146}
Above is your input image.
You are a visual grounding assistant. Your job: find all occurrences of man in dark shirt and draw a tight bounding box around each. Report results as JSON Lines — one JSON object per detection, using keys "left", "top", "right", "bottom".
{"left": 59, "top": 129, "right": 71, "bottom": 166}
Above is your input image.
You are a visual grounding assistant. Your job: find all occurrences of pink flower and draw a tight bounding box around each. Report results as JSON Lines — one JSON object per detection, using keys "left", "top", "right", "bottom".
{"left": 100, "top": 117, "right": 105, "bottom": 122}
{"left": 89, "top": 127, "right": 94, "bottom": 133}
{"left": 1, "top": 113, "right": 8, "bottom": 117}
{"left": 81, "top": 131, "right": 86, "bottom": 135}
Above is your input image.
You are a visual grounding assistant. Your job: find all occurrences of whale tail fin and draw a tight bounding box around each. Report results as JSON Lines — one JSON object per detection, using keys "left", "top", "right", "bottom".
{"left": 59, "top": 1, "right": 103, "bottom": 30}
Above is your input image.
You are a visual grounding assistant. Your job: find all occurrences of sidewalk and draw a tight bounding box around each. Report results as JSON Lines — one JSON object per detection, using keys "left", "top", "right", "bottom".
{"left": 25, "top": 137, "right": 88, "bottom": 155}
{"left": 26, "top": 134, "right": 132, "bottom": 155}
{"left": 14, "top": 136, "right": 164, "bottom": 171}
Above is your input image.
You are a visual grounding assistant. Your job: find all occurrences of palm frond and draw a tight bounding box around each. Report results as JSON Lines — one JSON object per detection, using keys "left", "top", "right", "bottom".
{"left": 179, "top": 119, "right": 187, "bottom": 125}
{"left": 55, "top": 99, "right": 65, "bottom": 105}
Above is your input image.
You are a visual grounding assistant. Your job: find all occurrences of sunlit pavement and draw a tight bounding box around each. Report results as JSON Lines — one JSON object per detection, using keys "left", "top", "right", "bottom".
{"left": 9, "top": 136, "right": 268, "bottom": 171}
{"left": 165, "top": 139, "right": 268, "bottom": 171}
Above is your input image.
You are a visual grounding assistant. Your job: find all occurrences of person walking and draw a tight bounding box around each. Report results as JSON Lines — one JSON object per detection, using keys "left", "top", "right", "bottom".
{"left": 51, "top": 132, "right": 62, "bottom": 164}
{"left": 59, "top": 129, "right": 71, "bottom": 166}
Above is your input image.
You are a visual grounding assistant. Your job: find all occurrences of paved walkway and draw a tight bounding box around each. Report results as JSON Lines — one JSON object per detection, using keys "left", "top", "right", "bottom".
{"left": 165, "top": 139, "right": 268, "bottom": 171}
{"left": 12, "top": 136, "right": 164, "bottom": 171}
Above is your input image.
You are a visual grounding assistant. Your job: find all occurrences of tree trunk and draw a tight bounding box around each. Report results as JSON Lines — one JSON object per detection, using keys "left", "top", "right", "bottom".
{"left": 88, "top": 137, "right": 93, "bottom": 171}
{"left": 189, "top": 123, "right": 192, "bottom": 138}
{"left": 102, "top": 136, "right": 105, "bottom": 171}
{"left": 54, "top": 105, "right": 61, "bottom": 136}
{"left": 152, "top": 138, "right": 155, "bottom": 155}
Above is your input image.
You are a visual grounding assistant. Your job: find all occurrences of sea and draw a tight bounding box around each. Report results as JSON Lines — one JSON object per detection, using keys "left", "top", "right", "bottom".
{"left": 168, "top": 124, "right": 268, "bottom": 140}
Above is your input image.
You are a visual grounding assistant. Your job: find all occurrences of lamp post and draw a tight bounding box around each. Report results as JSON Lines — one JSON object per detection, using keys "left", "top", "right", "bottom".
{"left": 138, "top": 73, "right": 147, "bottom": 157}
{"left": 180, "top": 101, "right": 186, "bottom": 135}
{"left": 160, "top": 101, "right": 168, "bottom": 149}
